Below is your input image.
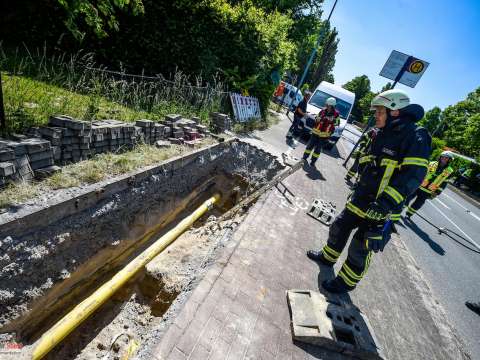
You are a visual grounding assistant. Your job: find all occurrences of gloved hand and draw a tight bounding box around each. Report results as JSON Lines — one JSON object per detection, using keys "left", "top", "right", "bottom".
{"left": 365, "top": 220, "right": 392, "bottom": 253}
{"left": 365, "top": 201, "right": 389, "bottom": 221}
{"left": 430, "top": 192, "right": 438, "bottom": 199}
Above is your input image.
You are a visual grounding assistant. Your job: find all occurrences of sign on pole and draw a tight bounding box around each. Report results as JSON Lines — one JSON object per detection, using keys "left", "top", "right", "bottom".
{"left": 379, "top": 50, "right": 429, "bottom": 88}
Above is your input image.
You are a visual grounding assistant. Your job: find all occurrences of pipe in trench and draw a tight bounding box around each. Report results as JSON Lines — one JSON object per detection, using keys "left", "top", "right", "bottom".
{"left": 32, "top": 193, "right": 221, "bottom": 360}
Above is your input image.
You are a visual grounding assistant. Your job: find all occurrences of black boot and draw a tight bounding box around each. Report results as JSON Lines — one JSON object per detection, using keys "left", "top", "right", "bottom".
{"left": 306, "top": 250, "right": 334, "bottom": 267}
{"left": 466, "top": 301, "right": 480, "bottom": 316}
{"left": 322, "top": 278, "right": 353, "bottom": 294}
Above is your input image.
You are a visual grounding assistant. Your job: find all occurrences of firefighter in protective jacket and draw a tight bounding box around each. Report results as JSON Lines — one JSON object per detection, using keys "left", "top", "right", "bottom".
{"left": 345, "top": 128, "right": 378, "bottom": 182}
{"left": 307, "top": 89, "right": 431, "bottom": 293}
{"left": 405, "top": 151, "right": 454, "bottom": 218}
{"left": 303, "top": 97, "right": 339, "bottom": 166}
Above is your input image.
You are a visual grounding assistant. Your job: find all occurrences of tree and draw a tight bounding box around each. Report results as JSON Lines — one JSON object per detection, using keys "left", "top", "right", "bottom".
{"left": 343, "top": 75, "right": 371, "bottom": 121}
{"left": 57, "top": 0, "right": 145, "bottom": 40}
{"left": 419, "top": 106, "right": 442, "bottom": 134}
{"left": 436, "top": 87, "right": 480, "bottom": 159}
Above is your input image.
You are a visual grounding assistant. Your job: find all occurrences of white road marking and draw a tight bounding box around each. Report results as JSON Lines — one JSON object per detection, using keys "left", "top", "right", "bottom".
{"left": 435, "top": 198, "right": 451, "bottom": 210}
{"left": 442, "top": 192, "right": 480, "bottom": 223}
{"left": 429, "top": 202, "right": 480, "bottom": 251}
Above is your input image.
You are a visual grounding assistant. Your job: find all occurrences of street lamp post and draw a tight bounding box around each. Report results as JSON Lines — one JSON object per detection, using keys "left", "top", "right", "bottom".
{"left": 287, "top": 0, "right": 339, "bottom": 115}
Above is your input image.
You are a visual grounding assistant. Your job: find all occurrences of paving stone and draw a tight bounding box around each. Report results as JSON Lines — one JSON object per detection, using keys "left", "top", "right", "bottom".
{"left": 0, "top": 149, "right": 15, "bottom": 162}
{"left": 136, "top": 119, "right": 154, "bottom": 128}
{"left": 30, "top": 157, "right": 54, "bottom": 170}
{"left": 21, "top": 138, "right": 51, "bottom": 154}
{"left": 155, "top": 140, "right": 171, "bottom": 149}
{"left": 165, "top": 114, "right": 182, "bottom": 122}
{"left": 0, "top": 162, "right": 15, "bottom": 177}
{"left": 152, "top": 324, "right": 184, "bottom": 359}
{"left": 287, "top": 290, "right": 383, "bottom": 359}
{"left": 34, "top": 165, "right": 62, "bottom": 180}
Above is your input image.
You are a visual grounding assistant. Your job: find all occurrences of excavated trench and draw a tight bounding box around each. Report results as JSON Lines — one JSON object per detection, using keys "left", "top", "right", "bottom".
{"left": 0, "top": 139, "right": 284, "bottom": 359}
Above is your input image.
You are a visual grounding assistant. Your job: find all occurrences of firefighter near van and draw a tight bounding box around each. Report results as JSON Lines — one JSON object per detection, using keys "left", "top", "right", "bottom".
{"left": 405, "top": 151, "right": 454, "bottom": 218}
{"left": 345, "top": 128, "right": 378, "bottom": 183}
{"left": 307, "top": 89, "right": 431, "bottom": 294}
{"left": 302, "top": 97, "right": 339, "bottom": 167}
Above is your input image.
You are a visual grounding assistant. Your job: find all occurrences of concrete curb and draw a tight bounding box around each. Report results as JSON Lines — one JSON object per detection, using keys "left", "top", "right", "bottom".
{"left": 0, "top": 139, "right": 237, "bottom": 236}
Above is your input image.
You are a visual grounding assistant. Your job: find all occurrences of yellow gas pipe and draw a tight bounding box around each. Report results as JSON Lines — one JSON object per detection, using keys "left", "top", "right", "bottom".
{"left": 32, "top": 193, "right": 221, "bottom": 360}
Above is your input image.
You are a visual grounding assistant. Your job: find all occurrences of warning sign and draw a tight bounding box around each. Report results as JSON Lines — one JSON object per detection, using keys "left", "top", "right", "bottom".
{"left": 379, "top": 50, "right": 429, "bottom": 88}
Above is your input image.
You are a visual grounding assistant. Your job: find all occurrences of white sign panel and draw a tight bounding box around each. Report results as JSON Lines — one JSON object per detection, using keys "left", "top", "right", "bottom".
{"left": 229, "top": 93, "right": 261, "bottom": 122}
{"left": 379, "top": 50, "right": 429, "bottom": 88}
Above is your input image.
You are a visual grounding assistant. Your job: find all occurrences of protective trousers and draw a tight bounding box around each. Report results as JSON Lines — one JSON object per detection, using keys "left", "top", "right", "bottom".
{"left": 405, "top": 188, "right": 430, "bottom": 216}
{"left": 303, "top": 136, "right": 329, "bottom": 164}
{"left": 287, "top": 115, "right": 302, "bottom": 136}
{"left": 346, "top": 156, "right": 360, "bottom": 179}
{"left": 320, "top": 209, "right": 373, "bottom": 290}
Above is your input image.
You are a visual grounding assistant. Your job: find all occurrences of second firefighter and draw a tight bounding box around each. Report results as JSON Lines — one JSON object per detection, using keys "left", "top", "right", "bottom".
{"left": 303, "top": 97, "right": 339, "bottom": 167}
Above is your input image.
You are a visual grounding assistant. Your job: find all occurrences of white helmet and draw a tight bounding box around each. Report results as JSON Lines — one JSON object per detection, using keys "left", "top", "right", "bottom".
{"left": 440, "top": 151, "right": 454, "bottom": 160}
{"left": 371, "top": 89, "right": 410, "bottom": 110}
{"left": 326, "top": 97, "right": 336, "bottom": 106}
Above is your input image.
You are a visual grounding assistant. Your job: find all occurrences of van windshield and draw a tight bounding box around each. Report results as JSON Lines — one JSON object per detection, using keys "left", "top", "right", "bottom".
{"left": 309, "top": 90, "right": 352, "bottom": 119}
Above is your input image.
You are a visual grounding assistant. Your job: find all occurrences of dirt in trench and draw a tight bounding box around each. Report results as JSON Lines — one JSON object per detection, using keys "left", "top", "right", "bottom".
{"left": 36, "top": 212, "right": 246, "bottom": 360}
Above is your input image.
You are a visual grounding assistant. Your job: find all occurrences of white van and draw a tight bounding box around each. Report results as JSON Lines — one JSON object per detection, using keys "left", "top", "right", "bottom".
{"left": 272, "top": 82, "right": 303, "bottom": 110}
{"left": 299, "top": 81, "right": 355, "bottom": 148}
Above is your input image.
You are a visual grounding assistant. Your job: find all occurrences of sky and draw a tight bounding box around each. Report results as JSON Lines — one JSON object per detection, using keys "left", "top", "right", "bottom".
{"left": 320, "top": 0, "right": 480, "bottom": 111}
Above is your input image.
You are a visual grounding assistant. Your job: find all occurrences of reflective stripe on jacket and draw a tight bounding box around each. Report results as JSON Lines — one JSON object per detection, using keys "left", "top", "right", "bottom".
{"left": 420, "top": 161, "right": 454, "bottom": 194}
{"left": 346, "top": 117, "right": 431, "bottom": 220}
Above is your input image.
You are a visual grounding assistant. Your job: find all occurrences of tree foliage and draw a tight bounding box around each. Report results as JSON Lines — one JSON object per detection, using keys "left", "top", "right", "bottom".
{"left": 1, "top": 0, "right": 338, "bottom": 117}
{"left": 343, "top": 75, "right": 371, "bottom": 121}
{"left": 418, "top": 106, "right": 442, "bottom": 135}
{"left": 57, "top": 0, "right": 145, "bottom": 40}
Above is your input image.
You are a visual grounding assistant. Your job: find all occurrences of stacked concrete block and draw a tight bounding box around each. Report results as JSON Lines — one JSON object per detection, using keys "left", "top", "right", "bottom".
{"left": 210, "top": 112, "right": 231, "bottom": 133}
{"left": 46, "top": 115, "right": 91, "bottom": 163}
{"left": 135, "top": 119, "right": 154, "bottom": 144}
{"left": 21, "top": 138, "right": 54, "bottom": 171}
{"left": 135, "top": 119, "right": 171, "bottom": 145}
{"left": 0, "top": 140, "right": 34, "bottom": 187}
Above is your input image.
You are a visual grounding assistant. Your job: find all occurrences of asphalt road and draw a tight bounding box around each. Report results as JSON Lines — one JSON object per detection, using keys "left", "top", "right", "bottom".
{"left": 341, "top": 123, "right": 480, "bottom": 360}
{"left": 252, "top": 116, "right": 480, "bottom": 359}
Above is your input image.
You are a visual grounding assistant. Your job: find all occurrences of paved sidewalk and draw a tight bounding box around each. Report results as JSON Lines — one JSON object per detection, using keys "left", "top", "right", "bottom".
{"left": 150, "top": 121, "right": 470, "bottom": 359}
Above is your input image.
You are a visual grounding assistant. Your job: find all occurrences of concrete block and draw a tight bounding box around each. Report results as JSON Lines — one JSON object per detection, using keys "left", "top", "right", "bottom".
{"left": 39, "top": 127, "right": 63, "bottom": 139}
{"left": 34, "top": 165, "right": 61, "bottom": 179}
{"left": 30, "top": 158, "right": 54, "bottom": 170}
{"left": 63, "top": 118, "right": 86, "bottom": 131}
{"left": 155, "top": 140, "right": 172, "bottom": 148}
{"left": 165, "top": 114, "right": 182, "bottom": 122}
{"left": 21, "top": 138, "right": 51, "bottom": 154}
{"left": 287, "top": 290, "right": 383, "bottom": 359}
{"left": 0, "top": 149, "right": 15, "bottom": 162}
{"left": 29, "top": 151, "right": 53, "bottom": 162}
{"left": 136, "top": 119, "right": 154, "bottom": 128}
{"left": 10, "top": 133, "right": 28, "bottom": 141}
{"left": 0, "top": 162, "right": 15, "bottom": 177}
{"left": 49, "top": 115, "right": 72, "bottom": 127}
{"left": 169, "top": 138, "right": 182, "bottom": 145}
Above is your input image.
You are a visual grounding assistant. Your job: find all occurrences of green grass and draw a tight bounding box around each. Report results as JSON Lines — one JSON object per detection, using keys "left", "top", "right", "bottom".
{"left": 232, "top": 109, "right": 281, "bottom": 134}
{"left": 1, "top": 73, "right": 221, "bottom": 132}
{"left": 0, "top": 139, "right": 217, "bottom": 209}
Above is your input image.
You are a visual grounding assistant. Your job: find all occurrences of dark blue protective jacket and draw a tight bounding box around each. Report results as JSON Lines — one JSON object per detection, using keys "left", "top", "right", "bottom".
{"left": 346, "top": 117, "right": 432, "bottom": 221}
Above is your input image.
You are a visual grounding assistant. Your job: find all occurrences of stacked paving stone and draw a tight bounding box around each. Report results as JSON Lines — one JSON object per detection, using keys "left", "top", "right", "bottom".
{"left": 91, "top": 120, "right": 139, "bottom": 154}
{"left": 135, "top": 119, "right": 172, "bottom": 145}
{"left": 0, "top": 137, "right": 57, "bottom": 187}
{"left": 210, "top": 112, "right": 231, "bottom": 133}
{"left": 46, "top": 115, "right": 92, "bottom": 163}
